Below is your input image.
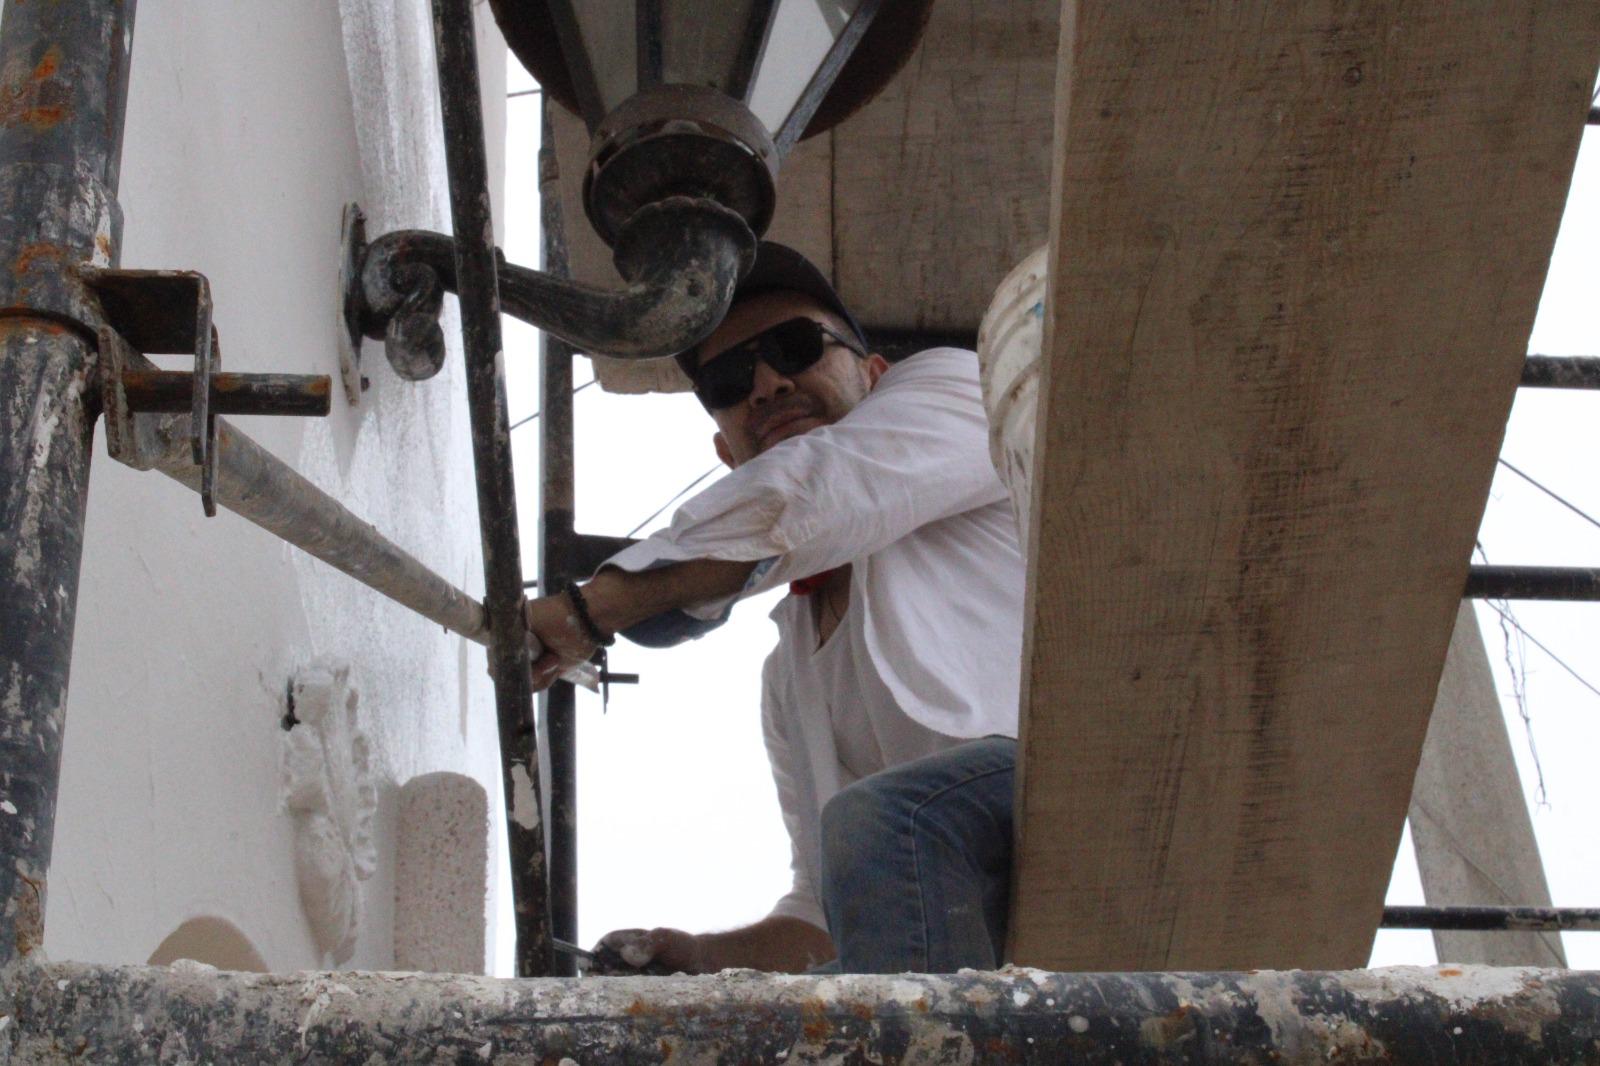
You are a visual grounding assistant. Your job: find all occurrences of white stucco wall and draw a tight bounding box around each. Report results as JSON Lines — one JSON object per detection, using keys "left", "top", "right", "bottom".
{"left": 43, "top": 1, "right": 512, "bottom": 974}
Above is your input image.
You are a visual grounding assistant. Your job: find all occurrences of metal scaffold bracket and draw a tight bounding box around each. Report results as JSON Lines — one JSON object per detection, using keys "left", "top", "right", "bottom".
{"left": 87, "top": 268, "right": 332, "bottom": 516}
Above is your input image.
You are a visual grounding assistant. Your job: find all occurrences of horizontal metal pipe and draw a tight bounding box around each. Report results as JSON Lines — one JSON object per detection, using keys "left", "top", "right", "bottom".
{"left": 6, "top": 961, "right": 1597, "bottom": 1063}
{"left": 841, "top": 337, "right": 1600, "bottom": 389}
{"left": 121, "top": 370, "right": 332, "bottom": 416}
{"left": 127, "top": 411, "right": 488, "bottom": 644}
{"left": 1465, "top": 565, "right": 1600, "bottom": 601}
{"left": 1520, "top": 355, "right": 1600, "bottom": 389}
{"left": 1384, "top": 905, "right": 1600, "bottom": 932}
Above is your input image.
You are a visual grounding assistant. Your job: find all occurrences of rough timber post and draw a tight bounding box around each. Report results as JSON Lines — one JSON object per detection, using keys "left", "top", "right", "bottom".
{"left": 0, "top": 0, "right": 135, "bottom": 966}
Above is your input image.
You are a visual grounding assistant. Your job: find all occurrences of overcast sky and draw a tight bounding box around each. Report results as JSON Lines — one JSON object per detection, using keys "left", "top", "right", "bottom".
{"left": 502, "top": 58, "right": 1600, "bottom": 972}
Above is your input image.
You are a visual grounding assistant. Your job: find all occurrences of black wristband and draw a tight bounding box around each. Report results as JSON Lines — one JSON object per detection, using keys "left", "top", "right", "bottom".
{"left": 564, "top": 582, "right": 615, "bottom": 647}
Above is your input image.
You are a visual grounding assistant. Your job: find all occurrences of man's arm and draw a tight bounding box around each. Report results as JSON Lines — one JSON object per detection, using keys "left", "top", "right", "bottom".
{"left": 583, "top": 558, "right": 757, "bottom": 636}
{"left": 598, "top": 349, "right": 1009, "bottom": 607}
{"left": 598, "top": 916, "right": 835, "bottom": 974}
{"left": 523, "top": 558, "right": 757, "bottom": 686}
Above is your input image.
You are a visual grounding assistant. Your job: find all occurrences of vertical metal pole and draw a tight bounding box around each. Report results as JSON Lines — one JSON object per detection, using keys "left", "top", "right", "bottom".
{"left": 536, "top": 97, "right": 580, "bottom": 976}
{"left": 429, "top": 0, "right": 551, "bottom": 977}
{"left": 0, "top": 0, "right": 136, "bottom": 967}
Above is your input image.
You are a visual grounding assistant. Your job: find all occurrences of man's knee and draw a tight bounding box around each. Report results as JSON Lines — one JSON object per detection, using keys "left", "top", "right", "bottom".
{"left": 819, "top": 774, "right": 899, "bottom": 878}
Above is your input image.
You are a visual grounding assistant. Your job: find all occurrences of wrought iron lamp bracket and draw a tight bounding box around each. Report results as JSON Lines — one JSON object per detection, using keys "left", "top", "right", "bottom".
{"left": 339, "top": 194, "right": 756, "bottom": 396}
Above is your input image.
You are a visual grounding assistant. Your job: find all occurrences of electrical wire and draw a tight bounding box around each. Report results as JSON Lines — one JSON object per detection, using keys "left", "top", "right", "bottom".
{"left": 1480, "top": 599, "right": 1600, "bottom": 706}
{"left": 624, "top": 465, "right": 722, "bottom": 538}
{"left": 510, "top": 378, "right": 598, "bottom": 432}
{"left": 1497, "top": 458, "right": 1600, "bottom": 535}
{"left": 1476, "top": 542, "right": 1549, "bottom": 806}
{"left": 508, "top": 88, "right": 542, "bottom": 99}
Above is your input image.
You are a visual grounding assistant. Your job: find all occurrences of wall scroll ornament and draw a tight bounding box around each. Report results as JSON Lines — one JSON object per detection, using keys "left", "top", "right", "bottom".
{"left": 281, "top": 659, "right": 377, "bottom": 965}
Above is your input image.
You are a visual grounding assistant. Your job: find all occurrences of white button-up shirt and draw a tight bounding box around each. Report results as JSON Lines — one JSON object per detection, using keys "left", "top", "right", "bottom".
{"left": 603, "top": 347, "right": 1026, "bottom": 929}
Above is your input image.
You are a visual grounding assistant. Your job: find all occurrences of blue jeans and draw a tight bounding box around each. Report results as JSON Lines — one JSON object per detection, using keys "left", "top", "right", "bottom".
{"left": 818, "top": 736, "right": 1016, "bottom": 973}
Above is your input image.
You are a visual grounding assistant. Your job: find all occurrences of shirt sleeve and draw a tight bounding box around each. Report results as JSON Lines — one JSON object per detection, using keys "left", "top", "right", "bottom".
{"left": 759, "top": 654, "right": 829, "bottom": 933}
{"left": 604, "top": 348, "right": 1009, "bottom": 634}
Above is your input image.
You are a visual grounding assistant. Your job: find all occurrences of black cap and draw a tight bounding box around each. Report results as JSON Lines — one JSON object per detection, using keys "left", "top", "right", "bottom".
{"left": 675, "top": 241, "right": 866, "bottom": 382}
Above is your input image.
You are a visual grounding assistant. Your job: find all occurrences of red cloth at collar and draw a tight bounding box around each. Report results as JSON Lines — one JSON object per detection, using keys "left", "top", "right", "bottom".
{"left": 789, "top": 567, "right": 844, "bottom": 597}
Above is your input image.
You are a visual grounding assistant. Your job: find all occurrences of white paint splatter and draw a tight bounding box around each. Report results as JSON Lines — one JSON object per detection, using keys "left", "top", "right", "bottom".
{"left": 30, "top": 376, "right": 84, "bottom": 472}
{"left": 0, "top": 801, "right": 16, "bottom": 815}
{"left": 298, "top": 978, "right": 357, "bottom": 1048}
{"left": 510, "top": 763, "right": 540, "bottom": 830}
{"left": 91, "top": 203, "right": 115, "bottom": 268}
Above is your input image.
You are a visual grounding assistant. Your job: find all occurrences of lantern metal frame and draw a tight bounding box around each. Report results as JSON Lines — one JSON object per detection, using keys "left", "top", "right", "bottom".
{"left": 489, "top": 0, "right": 932, "bottom": 248}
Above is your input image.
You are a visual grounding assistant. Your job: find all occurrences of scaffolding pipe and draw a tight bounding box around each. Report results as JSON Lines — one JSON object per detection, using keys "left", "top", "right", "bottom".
{"left": 118, "top": 410, "right": 488, "bottom": 645}
{"left": 4, "top": 960, "right": 1598, "bottom": 1063}
{"left": 1465, "top": 564, "right": 1600, "bottom": 601}
{"left": 1384, "top": 905, "right": 1600, "bottom": 932}
{"left": 1520, "top": 354, "right": 1600, "bottom": 389}
{"left": 537, "top": 96, "right": 581, "bottom": 978}
{"left": 0, "top": 0, "right": 136, "bottom": 967}
{"left": 430, "top": 0, "right": 551, "bottom": 977}
{"left": 121, "top": 369, "right": 332, "bottom": 417}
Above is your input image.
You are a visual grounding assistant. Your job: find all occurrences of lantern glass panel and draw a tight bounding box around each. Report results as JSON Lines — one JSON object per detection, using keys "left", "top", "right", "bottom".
{"left": 747, "top": 0, "right": 859, "bottom": 131}
{"left": 660, "top": 0, "right": 763, "bottom": 96}
{"left": 573, "top": 1, "right": 638, "bottom": 115}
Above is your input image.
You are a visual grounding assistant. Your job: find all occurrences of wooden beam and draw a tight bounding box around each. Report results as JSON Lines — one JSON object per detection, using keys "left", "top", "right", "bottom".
{"left": 1009, "top": 1, "right": 1600, "bottom": 971}
{"left": 832, "top": 0, "right": 1059, "bottom": 333}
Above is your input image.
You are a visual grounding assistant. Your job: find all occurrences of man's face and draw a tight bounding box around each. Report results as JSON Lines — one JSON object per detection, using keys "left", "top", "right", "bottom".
{"left": 697, "top": 290, "right": 888, "bottom": 468}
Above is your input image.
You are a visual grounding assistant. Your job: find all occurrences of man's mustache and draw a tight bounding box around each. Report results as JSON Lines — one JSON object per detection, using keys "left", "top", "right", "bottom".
{"left": 750, "top": 396, "right": 823, "bottom": 443}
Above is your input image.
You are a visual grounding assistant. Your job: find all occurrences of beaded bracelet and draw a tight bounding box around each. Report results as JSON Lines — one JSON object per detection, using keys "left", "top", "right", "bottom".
{"left": 564, "top": 582, "right": 615, "bottom": 648}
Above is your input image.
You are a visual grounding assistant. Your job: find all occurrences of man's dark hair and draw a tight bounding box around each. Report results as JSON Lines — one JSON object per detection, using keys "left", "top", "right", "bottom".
{"left": 676, "top": 241, "right": 866, "bottom": 383}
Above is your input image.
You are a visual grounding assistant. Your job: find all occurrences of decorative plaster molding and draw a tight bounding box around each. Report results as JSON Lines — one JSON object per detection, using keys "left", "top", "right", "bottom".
{"left": 282, "top": 659, "right": 377, "bottom": 965}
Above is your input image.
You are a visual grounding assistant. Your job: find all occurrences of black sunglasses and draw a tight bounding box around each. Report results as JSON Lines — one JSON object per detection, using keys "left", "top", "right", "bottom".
{"left": 692, "top": 317, "right": 866, "bottom": 411}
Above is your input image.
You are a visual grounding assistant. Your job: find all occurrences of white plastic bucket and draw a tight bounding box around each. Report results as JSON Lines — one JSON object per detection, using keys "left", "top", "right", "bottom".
{"left": 976, "top": 245, "right": 1047, "bottom": 558}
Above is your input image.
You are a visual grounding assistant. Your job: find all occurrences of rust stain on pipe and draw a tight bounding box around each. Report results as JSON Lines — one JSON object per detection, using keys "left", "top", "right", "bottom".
{"left": 0, "top": 46, "right": 69, "bottom": 130}
{"left": 11, "top": 241, "right": 64, "bottom": 277}
{"left": 31, "top": 47, "right": 61, "bottom": 81}
{"left": 10, "top": 873, "right": 43, "bottom": 958}
{"left": 0, "top": 314, "right": 68, "bottom": 337}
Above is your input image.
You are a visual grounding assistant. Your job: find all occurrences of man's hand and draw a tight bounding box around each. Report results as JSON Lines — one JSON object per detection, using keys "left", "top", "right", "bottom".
{"left": 591, "top": 927, "right": 705, "bottom": 975}
{"left": 591, "top": 916, "right": 835, "bottom": 974}
{"left": 523, "top": 588, "right": 603, "bottom": 691}
{"left": 523, "top": 561, "right": 760, "bottom": 689}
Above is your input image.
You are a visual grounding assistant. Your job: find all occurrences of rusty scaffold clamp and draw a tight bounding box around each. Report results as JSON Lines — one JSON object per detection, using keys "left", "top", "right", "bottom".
{"left": 86, "top": 268, "right": 332, "bottom": 515}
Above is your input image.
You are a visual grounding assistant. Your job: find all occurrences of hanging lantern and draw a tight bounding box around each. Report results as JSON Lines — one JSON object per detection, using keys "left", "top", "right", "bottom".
{"left": 488, "top": 0, "right": 933, "bottom": 246}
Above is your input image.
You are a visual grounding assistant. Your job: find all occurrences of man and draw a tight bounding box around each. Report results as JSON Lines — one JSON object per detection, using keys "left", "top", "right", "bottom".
{"left": 523, "top": 243, "right": 1026, "bottom": 974}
